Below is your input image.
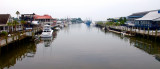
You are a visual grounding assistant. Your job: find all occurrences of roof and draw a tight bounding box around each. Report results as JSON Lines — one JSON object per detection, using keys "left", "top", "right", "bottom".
{"left": 34, "top": 15, "right": 53, "bottom": 19}
{"left": 136, "top": 11, "right": 160, "bottom": 21}
{"left": 153, "top": 17, "right": 160, "bottom": 21}
{"left": 128, "top": 9, "right": 160, "bottom": 18}
{"left": 0, "top": 14, "right": 10, "bottom": 24}
{"left": 128, "top": 12, "right": 149, "bottom": 18}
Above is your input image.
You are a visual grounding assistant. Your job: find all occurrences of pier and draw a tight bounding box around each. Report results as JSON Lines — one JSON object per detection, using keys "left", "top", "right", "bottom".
{"left": 96, "top": 23, "right": 160, "bottom": 40}
{"left": 0, "top": 27, "right": 42, "bottom": 47}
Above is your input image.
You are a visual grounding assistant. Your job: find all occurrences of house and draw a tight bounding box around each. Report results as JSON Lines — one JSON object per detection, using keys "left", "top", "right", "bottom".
{"left": 135, "top": 10, "right": 160, "bottom": 30}
{"left": 0, "top": 14, "right": 23, "bottom": 33}
{"left": 0, "top": 14, "right": 13, "bottom": 33}
{"left": 34, "top": 14, "right": 57, "bottom": 27}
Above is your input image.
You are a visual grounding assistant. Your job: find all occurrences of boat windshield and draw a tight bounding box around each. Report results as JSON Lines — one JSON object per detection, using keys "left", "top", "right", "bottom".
{"left": 43, "top": 30, "right": 51, "bottom": 32}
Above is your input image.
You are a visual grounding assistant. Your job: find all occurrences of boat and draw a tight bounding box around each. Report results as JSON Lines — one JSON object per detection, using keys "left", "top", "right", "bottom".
{"left": 41, "top": 25, "right": 53, "bottom": 38}
{"left": 85, "top": 20, "right": 92, "bottom": 26}
{"left": 56, "top": 21, "right": 64, "bottom": 28}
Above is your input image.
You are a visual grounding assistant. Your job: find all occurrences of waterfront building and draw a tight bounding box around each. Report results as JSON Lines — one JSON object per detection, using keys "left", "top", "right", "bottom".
{"left": 126, "top": 11, "right": 149, "bottom": 27}
{"left": 135, "top": 10, "right": 160, "bottom": 30}
{"left": 21, "top": 13, "right": 35, "bottom": 22}
{"left": 0, "top": 14, "right": 13, "bottom": 33}
{"left": 0, "top": 14, "right": 22, "bottom": 33}
{"left": 34, "top": 14, "right": 57, "bottom": 27}
{"left": 127, "top": 9, "right": 160, "bottom": 29}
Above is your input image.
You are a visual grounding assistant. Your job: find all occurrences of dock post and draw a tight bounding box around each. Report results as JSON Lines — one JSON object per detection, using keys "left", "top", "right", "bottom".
{"left": 130, "top": 27, "right": 132, "bottom": 35}
{"left": 18, "top": 32, "right": 20, "bottom": 40}
{"left": 135, "top": 27, "right": 136, "bottom": 35}
{"left": 147, "top": 27, "right": 149, "bottom": 39}
{"left": 152, "top": 29, "right": 153, "bottom": 35}
{"left": 139, "top": 28, "right": 140, "bottom": 33}
{"left": 148, "top": 27, "right": 149, "bottom": 36}
{"left": 156, "top": 29, "right": 157, "bottom": 37}
{"left": 12, "top": 34, "right": 14, "bottom": 41}
{"left": 143, "top": 27, "right": 145, "bottom": 35}
{"left": 5, "top": 36, "right": 8, "bottom": 45}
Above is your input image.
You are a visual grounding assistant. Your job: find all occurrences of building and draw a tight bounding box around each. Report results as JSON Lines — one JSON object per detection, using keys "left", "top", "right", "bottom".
{"left": 127, "top": 12, "right": 149, "bottom": 23}
{"left": 135, "top": 10, "right": 160, "bottom": 30}
{"left": 34, "top": 14, "right": 56, "bottom": 27}
{"left": 126, "top": 11, "right": 150, "bottom": 27}
{"left": 21, "top": 13, "right": 35, "bottom": 22}
{"left": 0, "top": 14, "right": 13, "bottom": 33}
{"left": 21, "top": 13, "right": 40, "bottom": 30}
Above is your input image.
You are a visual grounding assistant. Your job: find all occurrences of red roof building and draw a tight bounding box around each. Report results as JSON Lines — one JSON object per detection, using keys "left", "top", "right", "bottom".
{"left": 34, "top": 14, "right": 53, "bottom": 19}
{"left": 34, "top": 14, "right": 57, "bottom": 26}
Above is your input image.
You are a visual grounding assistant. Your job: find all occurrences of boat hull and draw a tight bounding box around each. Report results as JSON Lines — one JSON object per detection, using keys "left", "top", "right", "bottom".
{"left": 40, "top": 30, "right": 53, "bottom": 38}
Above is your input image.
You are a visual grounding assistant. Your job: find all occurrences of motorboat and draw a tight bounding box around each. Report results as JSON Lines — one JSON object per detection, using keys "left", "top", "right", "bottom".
{"left": 41, "top": 25, "right": 53, "bottom": 38}
{"left": 56, "top": 21, "right": 64, "bottom": 28}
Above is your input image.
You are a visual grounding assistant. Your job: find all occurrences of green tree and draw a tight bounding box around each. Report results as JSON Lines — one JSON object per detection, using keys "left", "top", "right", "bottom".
{"left": 7, "top": 22, "right": 13, "bottom": 33}
{"left": 13, "top": 20, "right": 19, "bottom": 32}
{"left": 21, "top": 20, "right": 26, "bottom": 30}
{"left": 124, "top": 17, "right": 127, "bottom": 22}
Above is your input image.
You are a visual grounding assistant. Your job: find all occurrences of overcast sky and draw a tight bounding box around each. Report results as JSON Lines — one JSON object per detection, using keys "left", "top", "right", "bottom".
{"left": 1, "top": 0, "right": 160, "bottom": 21}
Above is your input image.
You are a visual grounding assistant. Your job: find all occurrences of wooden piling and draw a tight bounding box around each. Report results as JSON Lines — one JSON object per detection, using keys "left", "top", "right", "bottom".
{"left": 135, "top": 27, "right": 136, "bottom": 35}
{"left": 139, "top": 28, "right": 141, "bottom": 33}
{"left": 148, "top": 27, "right": 149, "bottom": 36}
{"left": 156, "top": 29, "right": 157, "bottom": 37}
{"left": 152, "top": 29, "right": 153, "bottom": 36}
{"left": 147, "top": 27, "right": 149, "bottom": 39}
{"left": 5, "top": 36, "right": 8, "bottom": 45}
{"left": 143, "top": 27, "right": 145, "bottom": 35}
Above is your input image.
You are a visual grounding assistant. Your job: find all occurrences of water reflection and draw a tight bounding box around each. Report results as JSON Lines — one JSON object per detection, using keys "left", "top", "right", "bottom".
{"left": 0, "top": 39, "right": 37, "bottom": 69}
{"left": 99, "top": 27, "right": 160, "bottom": 62}
{"left": 129, "top": 37, "right": 160, "bottom": 62}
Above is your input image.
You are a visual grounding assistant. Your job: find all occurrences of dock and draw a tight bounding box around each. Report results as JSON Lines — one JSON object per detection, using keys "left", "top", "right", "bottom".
{"left": 0, "top": 27, "right": 42, "bottom": 47}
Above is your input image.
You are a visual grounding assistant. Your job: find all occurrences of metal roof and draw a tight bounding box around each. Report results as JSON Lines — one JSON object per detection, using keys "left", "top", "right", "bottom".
{"left": 136, "top": 11, "right": 160, "bottom": 21}
{"left": 153, "top": 17, "right": 160, "bottom": 21}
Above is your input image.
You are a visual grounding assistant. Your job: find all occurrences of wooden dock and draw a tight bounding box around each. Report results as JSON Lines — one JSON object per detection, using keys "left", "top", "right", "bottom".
{"left": 0, "top": 27, "right": 42, "bottom": 47}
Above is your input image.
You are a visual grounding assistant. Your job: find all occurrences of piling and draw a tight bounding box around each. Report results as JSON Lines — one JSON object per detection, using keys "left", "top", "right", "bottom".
{"left": 139, "top": 28, "right": 141, "bottom": 33}
{"left": 156, "top": 29, "right": 158, "bottom": 37}
{"left": 152, "top": 29, "right": 153, "bottom": 36}
{"left": 147, "top": 27, "right": 149, "bottom": 39}
{"left": 135, "top": 27, "right": 136, "bottom": 35}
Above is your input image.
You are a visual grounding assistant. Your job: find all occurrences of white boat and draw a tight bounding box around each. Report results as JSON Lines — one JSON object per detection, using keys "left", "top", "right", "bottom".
{"left": 56, "top": 21, "right": 64, "bottom": 28}
{"left": 41, "top": 25, "right": 53, "bottom": 38}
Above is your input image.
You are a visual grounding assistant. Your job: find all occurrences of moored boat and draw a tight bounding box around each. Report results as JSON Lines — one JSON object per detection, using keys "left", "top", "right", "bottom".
{"left": 41, "top": 25, "right": 53, "bottom": 38}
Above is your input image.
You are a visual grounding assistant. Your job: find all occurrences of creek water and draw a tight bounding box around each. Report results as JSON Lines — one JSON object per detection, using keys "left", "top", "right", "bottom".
{"left": 0, "top": 23, "right": 160, "bottom": 69}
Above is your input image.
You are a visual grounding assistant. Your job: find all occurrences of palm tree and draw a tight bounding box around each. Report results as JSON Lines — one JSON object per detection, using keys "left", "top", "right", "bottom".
{"left": 7, "top": 22, "right": 13, "bottom": 33}
{"left": 21, "top": 20, "right": 26, "bottom": 30}
{"left": 16, "top": 11, "right": 20, "bottom": 20}
{"left": 13, "top": 20, "right": 19, "bottom": 32}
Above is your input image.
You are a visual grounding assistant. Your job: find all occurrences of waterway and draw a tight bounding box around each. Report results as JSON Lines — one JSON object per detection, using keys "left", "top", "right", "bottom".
{"left": 0, "top": 23, "right": 160, "bottom": 69}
